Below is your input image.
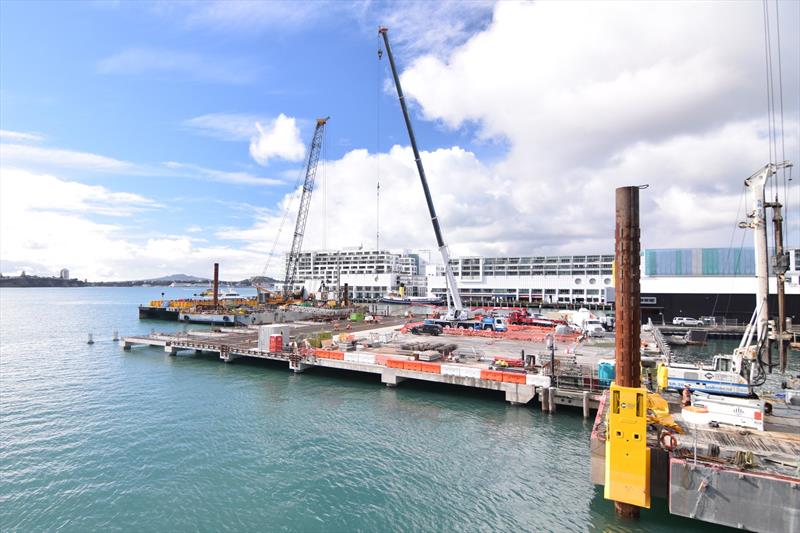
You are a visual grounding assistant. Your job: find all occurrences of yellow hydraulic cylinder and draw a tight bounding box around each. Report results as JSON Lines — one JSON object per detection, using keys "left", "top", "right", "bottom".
{"left": 604, "top": 383, "right": 651, "bottom": 508}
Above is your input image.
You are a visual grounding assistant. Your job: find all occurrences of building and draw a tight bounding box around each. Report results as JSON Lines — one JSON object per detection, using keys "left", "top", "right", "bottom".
{"left": 288, "top": 248, "right": 427, "bottom": 301}
{"left": 59, "top": 268, "right": 70, "bottom": 280}
{"left": 425, "top": 247, "right": 799, "bottom": 322}
{"left": 426, "top": 254, "right": 615, "bottom": 305}
{"left": 292, "top": 246, "right": 799, "bottom": 322}
{"left": 639, "top": 247, "right": 800, "bottom": 323}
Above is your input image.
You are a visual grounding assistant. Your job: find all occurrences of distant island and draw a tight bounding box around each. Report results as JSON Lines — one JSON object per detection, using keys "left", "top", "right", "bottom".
{"left": 0, "top": 273, "right": 278, "bottom": 288}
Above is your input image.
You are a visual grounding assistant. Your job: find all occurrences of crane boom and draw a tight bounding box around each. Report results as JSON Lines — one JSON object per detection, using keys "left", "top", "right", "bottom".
{"left": 283, "top": 117, "right": 329, "bottom": 296}
{"left": 379, "top": 27, "right": 467, "bottom": 320}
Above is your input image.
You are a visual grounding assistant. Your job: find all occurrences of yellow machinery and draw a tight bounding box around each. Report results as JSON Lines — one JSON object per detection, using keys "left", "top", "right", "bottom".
{"left": 604, "top": 383, "right": 651, "bottom": 508}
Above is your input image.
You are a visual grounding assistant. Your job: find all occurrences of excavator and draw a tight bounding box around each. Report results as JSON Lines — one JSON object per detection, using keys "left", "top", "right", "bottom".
{"left": 255, "top": 117, "right": 329, "bottom": 306}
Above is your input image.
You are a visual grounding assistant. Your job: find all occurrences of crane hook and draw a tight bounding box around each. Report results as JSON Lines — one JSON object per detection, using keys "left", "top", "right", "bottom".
{"left": 378, "top": 48, "right": 383, "bottom": 60}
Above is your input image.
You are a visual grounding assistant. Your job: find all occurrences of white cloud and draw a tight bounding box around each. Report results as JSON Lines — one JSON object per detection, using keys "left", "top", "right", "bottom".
{"left": 0, "top": 167, "right": 160, "bottom": 217}
{"left": 150, "top": 1, "right": 494, "bottom": 56}
{"left": 0, "top": 130, "right": 43, "bottom": 143}
{"left": 183, "top": 113, "right": 267, "bottom": 141}
{"left": 0, "top": 167, "right": 266, "bottom": 281}
{"left": 163, "top": 161, "right": 284, "bottom": 186}
{"left": 1, "top": 143, "right": 137, "bottom": 173}
{"left": 393, "top": 1, "right": 800, "bottom": 252}
{"left": 97, "top": 47, "right": 258, "bottom": 84}
{"left": 217, "top": 144, "right": 519, "bottom": 277}
{"left": 249, "top": 114, "right": 305, "bottom": 166}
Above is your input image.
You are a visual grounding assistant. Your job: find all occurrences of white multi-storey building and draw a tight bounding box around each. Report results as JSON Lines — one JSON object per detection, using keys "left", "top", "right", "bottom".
{"left": 291, "top": 247, "right": 799, "bottom": 322}
{"left": 426, "top": 254, "right": 615, "bottom": 305}
{"left": 288, "top": 248, "right": 427, "bottom": 301}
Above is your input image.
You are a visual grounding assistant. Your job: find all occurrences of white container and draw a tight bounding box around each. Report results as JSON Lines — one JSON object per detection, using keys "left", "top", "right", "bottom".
{"left": 691, "top": 392, "right": 765, "bottom": 431}
{"left": 460, "top": 367, "right": 482, "bottom": 379}
{"left": 440, "top": 364, "right": 461, "bottom": 377}
{"left": 357, "top": 353, "right": 376, "bottom": 365}
{"left": 526, "top": 374, "right": 551, "bottom": 387}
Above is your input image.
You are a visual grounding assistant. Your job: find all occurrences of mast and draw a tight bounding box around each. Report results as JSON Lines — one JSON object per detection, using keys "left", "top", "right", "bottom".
{"left": 379, "top": 26, "right": 467, "bottom": 320}
{"left": 743, "top": 166, "right": 771, "bottom": 343}
{"left": 741, "top": 161, "right": 792, "bottom": 350}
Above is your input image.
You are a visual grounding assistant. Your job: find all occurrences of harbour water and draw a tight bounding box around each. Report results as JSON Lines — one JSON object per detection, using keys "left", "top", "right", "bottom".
{"left": 1, "top": 287, "right": 735, "bottom": 531}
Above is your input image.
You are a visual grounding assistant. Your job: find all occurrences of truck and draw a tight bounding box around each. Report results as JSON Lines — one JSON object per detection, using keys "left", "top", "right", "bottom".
{"left": 426, "top": 316, "right": 508, "bottom": 332}
{"left": 507, "top": 310, "right": 567, "bottom": 329}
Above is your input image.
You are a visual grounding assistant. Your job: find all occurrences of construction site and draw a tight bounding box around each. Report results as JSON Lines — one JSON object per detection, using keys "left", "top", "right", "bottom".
{"left": 122, "top": 27, "right": 800, "bottom": 533}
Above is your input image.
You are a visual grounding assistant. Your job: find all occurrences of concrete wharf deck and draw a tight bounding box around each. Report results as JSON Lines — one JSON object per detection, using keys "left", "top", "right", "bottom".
{"left": 121, "top": 324, "right": 612, "bottom": 411}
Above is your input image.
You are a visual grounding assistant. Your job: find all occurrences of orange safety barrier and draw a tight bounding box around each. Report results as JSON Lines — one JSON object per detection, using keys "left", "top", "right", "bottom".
{"left": 386, "top": 358, "right": 405, "bottom": 369}
{"left": 315, "top": 349, "right": 344, "bottom": 360}
{"left": 415, "top": 361, "right": 441, "bottom": 374}
{"left": 374, "top": 354, "right": 407, "bottom": 365}
{"left": 480, "top": 369, "right": 505, "bottom": 382}
{"left": 501, "top": 372, "right": 527, "bottom": 384}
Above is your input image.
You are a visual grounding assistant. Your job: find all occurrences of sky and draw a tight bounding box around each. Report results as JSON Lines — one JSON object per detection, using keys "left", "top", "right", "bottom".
{"left": 1, "top": 0, "right": 799, "bottom": 281}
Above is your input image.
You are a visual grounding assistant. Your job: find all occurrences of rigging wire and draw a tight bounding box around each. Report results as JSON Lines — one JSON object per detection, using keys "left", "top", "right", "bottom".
{"left": 762, "top": 1, "right": 777, "bottom": 169}
{"left": 259, "top": 160, "right": 309, "bottom": 282}
{"left": 377, "top": 41, "right": 383, "bottom": 253}
{"left": 773, "top": 0, "right": 792, "bottom": 248}
{"left": 322, "top": 122, "right": 328, "bottom": 250}
{"left": 712, "top": 185, "right": 748, "bottom": 318}
{"left": 375, "top": 39, "right": 384, "bottom": 283}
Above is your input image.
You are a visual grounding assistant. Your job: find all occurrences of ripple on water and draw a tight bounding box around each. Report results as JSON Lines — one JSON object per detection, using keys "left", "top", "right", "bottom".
{"left": 1, "top": 288, "right": 739, "bottom": 532}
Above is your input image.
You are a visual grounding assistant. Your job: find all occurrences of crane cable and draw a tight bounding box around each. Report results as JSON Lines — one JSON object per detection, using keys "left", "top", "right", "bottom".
{"left": 376, "top": 40, "right": 384, "bottom": 282}
{"left": 773, "top": 0, "right": 789, "bottom": 243}
{"left": 322, "top": 120, "right": 328, "bottom": 251}
{"left": 258, "top": 146, "right": 312, "bottom": 284}
{"left": 377, "top": 41, "right": 383, "bottom": 252}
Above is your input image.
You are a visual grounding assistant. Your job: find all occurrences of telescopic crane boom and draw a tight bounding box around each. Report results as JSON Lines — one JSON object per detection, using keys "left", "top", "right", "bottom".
{"left": 379, "top": 27, "right": 467, "bottom": 320}
{"left": 283, "top": 117, "right": 329, "bottom": 296}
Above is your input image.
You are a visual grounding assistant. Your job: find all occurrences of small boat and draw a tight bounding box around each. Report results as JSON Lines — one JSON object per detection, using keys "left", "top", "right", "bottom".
{"left": 379, "top": 291, "right": 443, "bottom": 305}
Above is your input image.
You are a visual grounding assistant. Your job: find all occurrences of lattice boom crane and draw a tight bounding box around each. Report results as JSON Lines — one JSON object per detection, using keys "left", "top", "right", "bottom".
{"left": 283, "top": 117, "right": 329, "bottom": 296}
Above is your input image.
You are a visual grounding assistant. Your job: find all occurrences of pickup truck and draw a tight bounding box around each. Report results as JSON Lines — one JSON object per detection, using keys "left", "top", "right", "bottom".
{"left": 672, "top": 317, "right": 703, "bottom": 326}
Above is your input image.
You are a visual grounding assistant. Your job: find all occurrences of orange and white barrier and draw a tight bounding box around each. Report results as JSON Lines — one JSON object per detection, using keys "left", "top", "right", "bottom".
{"left": 344, "top": 352, "right": 377, "bottom": 365}
{"left": 314, "top": 349, "right": 344, "bottom": 360}
{"left": 440, "top": 364, "right": 482, "bottom": 379}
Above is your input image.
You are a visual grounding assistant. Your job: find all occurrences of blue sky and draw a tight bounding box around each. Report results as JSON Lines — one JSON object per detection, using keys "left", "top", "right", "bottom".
{"left": 1, "top": 1, "right": 798, "bottom": 281}
{"left": 1, "top": 1, "right": 486, "bottom": 218}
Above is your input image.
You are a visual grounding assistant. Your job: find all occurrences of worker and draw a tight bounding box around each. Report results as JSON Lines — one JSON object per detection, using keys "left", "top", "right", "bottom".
{"left": 681, "top": 384, "right": 692, "bottom": 406}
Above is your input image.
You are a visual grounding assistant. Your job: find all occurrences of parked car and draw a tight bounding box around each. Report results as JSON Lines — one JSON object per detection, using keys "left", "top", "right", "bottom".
{"left": 672, "top": 317, "right": 703, "bottom": 327}
{"left": 410, "top": 323, "right": 443, "bottom": 336}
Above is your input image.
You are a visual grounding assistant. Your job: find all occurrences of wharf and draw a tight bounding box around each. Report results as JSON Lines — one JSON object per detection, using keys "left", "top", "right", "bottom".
{"left": 121, "top": 322, "right": 614, "bottom": 411}
{"left": 590, "top": 390, "right": 800, "bottom": 532}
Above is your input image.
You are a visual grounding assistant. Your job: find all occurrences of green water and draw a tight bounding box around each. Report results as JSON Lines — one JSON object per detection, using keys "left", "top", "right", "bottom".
{"left": 1, "top": 288, "right": 732, "bottom": 532}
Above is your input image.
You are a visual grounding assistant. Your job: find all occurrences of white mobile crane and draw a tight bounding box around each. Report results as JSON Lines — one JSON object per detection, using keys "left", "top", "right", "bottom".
{"left": 379, "top": 27, "right": 469, "bottom": 321}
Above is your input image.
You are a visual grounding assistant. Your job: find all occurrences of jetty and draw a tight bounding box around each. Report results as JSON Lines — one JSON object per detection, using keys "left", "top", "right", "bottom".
{"left": 122, "top": 322, "right": 616, "bottom": 412}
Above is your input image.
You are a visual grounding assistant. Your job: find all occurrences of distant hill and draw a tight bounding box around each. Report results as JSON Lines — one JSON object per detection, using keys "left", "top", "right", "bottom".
{"left": 0, "top": 275, "right": 87, "bottom": 288}
{"left": 0, "top": 273, "right": 280, "bottom": 288}
{"left": 147, "top": 274, "right": 210, "bottom": 283}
